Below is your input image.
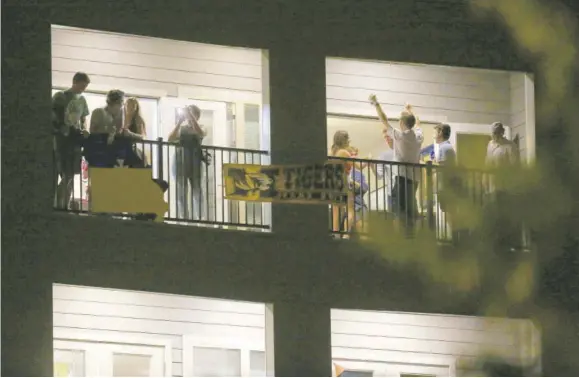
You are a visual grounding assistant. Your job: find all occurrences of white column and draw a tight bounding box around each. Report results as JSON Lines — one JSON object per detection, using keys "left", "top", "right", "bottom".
{"left": 524, "top": 74, "right": 536, "bottom": 164}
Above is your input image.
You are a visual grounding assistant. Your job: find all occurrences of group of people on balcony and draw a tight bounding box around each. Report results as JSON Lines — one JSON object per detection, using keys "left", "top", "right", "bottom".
{"left": 52, "top": 72, "right": 209, "bottom": 221}
{"left": 53, "top": 72, "right": 519, "bottom": 237}
{"left": 330, "top": 94, "right": 519, "bottom": 239}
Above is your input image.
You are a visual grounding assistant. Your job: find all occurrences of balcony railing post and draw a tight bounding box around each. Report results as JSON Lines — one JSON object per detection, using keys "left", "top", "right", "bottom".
{"left": 426, "top": 161, "right": 435, "bottom": 231}
{"left": 156, "top": 137, "right": 164, "bottom": 179}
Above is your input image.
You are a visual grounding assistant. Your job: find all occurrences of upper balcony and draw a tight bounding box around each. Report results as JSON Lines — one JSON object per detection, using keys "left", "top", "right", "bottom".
{"left": 53, "top": 135, "right": 532, "bottom": 253}
{"left": 328, "top": 155, "right": 532, "bottom": 252}
{"left": 54, "top": 137, "right": 271, "bottom": 232}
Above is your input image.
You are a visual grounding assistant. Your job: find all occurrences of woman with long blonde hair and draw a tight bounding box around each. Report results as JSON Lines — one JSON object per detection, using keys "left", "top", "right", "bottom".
{"left": 329, "top": 130, "right": 355, "bottom": 236}
{"left": 122, "top": 97, "right": 150, "bottom": 166}
{"left": 168, "top": 104, "right": 210, "bottom": 221}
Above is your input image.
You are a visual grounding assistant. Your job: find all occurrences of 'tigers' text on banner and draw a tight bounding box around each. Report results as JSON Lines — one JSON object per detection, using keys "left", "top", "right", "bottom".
{"left": 223, "top": 162, "right": 348, "bottom": 205}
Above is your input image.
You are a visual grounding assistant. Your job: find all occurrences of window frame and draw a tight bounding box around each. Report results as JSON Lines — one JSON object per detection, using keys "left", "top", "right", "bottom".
{"left": 53, "top": 329, "right": 173, "bottom": 377}
{"left": 332, "top": 357, "right": 456, "bottom": 377}
{"left": 182, "top": 335, "right": 266, "bottom": 377}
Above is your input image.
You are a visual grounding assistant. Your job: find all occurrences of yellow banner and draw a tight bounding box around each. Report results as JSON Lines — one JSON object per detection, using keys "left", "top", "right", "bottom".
{"left": 223, "top": 162, "right": 348, "bottom": 205}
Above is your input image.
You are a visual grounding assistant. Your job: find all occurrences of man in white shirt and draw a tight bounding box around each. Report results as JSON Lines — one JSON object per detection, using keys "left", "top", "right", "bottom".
{"left": 369, "top": 95, "right": 424, "bottom": 225}
{"left": 485, "top": 121, "right": 522, "bottom": 250}
{"left": 486, "top": 122, "right": 518, "bottom": 166}
{"left": 484, "top": 121, "right": 519, "bottom": 193}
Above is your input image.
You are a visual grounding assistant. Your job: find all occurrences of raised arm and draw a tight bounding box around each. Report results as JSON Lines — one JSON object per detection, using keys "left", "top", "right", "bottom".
{"left": 405, "top": 103, "right": 424, "bottom": 144}
{"left": 369, "top": 94, "right": 392, "bottom": 130}
{"left": 168, "top": 123, "right": 181, "bottom": 143}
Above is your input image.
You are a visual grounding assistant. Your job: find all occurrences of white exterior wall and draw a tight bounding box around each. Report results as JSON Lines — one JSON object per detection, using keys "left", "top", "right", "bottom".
{"left": 51, "top": 25, "right": 262, "bottom": 101}
{"left": 510, "top": 73, "right": 527, "bottom": 157}
{"left": 53, "top": 285, "right": 538, "bottom": 377}
{"left": 331, "top": 309, "right": 538, "bottom": 377}
{"left": 53, "top": 285, "right": 266, "bottom": 377}
{"left": 326, "top": 58, "right": 513, "bottom": 125}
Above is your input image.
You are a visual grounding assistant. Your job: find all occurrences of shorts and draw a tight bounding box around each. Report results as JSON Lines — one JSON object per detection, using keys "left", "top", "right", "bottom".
{"left": 54, "top": 134, "right": 82, "bottom": 176}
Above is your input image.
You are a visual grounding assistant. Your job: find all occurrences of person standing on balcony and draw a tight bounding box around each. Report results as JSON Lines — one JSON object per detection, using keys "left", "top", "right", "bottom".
{"left": 169, "top": 104, "right": 210, "bottom": 221}
{"left": 369, "top": 95, "right": 424, "bottom": 231}
{"left": 116, "top": 97, "right": 149, "bottom": 168}
{"left": 485, "top": 121, "right": 519, "bottom": 192}
{"left": 429, "top": 124, "right": 462, "bottom": 242}
{"left": 484, "top": 121, "right": 521, "bottom": 250}
{"left": 52, "top": 72, "right": 91, "bottom": 210}
{"left": 329, "top": 130, "right": 354, "bottom": 236}
{"left": 347, "top": 147, "right": 369, "bottom": 235}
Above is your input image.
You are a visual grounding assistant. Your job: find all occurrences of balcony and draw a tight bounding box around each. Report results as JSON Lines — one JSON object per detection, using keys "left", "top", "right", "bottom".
{"left": 329, "top": 156, "right": 532, "bottom": 252}
{"left": 54, "top": 137, "right": 271, "bottom": 232}
{"left": 54, "top": 135, "right": 531, "bottom": 250}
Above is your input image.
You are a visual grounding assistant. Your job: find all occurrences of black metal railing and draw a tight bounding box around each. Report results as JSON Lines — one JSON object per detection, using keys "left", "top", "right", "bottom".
{"left": 53, "top": 136, "right": 271, "bottom": 231}
{"left": 329, "top": 156, "right": 531, "bottom": 251}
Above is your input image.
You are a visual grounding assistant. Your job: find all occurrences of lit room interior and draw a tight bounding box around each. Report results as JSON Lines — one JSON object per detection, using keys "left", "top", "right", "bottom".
{"left": 51, "top": 25, "right": 268, "bottom": 226}
{"left": 326, "top": 57, "right": 536, "bottom": 237}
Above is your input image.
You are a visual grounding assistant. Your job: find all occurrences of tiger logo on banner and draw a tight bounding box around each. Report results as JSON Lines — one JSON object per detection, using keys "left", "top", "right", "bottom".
{"left": 223, "top": 162, "right": 348, "bottom": 205}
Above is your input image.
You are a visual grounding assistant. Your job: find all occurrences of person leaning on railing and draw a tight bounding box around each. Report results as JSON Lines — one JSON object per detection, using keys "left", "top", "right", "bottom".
{"left": 113, "top": 97, "right": 150, "bottom": 168}
{"left": 84, "top": 89, "right": 125, "bottom": 168}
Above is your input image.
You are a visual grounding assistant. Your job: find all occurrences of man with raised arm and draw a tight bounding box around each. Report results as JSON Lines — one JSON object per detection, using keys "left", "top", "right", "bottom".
{"left": 369, "top": 94, "right": 424, "bottom": 228}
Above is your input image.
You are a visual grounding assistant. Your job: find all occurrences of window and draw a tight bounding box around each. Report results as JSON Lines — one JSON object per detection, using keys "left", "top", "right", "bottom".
{"left": 54, "top": 349, "right": 85, "bottom": 377}
{"left": 192, "top": 347, "right": 242, "bottom": 376}
{"left": 339, "top": 370, "right": 374, "bottom": 377}
{"left": 183, "top": 336, "right": 267, "bottom": 377}
{"left": 53, "top": 330, "right": 172, "bottom": 376}
{"left": 333, "top": 360, "right": 452, "bottom": 377}
{"left": 113, "top": 353, "right": 154, "bottom": 377}
{"left": 249, "top": 351, "right": 266, "bottom": 377}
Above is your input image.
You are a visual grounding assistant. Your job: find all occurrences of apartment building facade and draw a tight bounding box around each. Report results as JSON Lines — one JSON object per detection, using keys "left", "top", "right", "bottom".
{"left": 2, "top": 0, "right": 563, "bottom": 376}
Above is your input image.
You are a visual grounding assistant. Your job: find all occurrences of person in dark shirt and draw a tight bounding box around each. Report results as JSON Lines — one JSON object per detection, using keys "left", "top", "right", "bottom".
{"left": 52, "top": 72, "right": 91, "bottom": 210}
{"left": 168, "top": 105, "right": 211, "bottom": 221}
{"left": 84, "top": 89, "right": 125, "bottom": 168}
